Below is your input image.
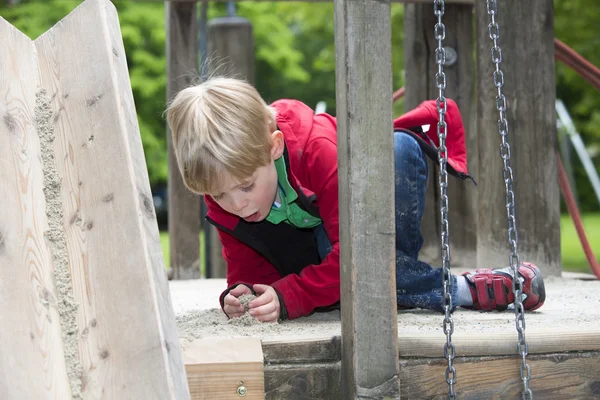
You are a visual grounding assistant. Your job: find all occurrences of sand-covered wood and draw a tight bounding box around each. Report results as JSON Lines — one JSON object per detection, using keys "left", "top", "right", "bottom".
{"left": 1, "top": 0, "right": 189, "bottom": 398}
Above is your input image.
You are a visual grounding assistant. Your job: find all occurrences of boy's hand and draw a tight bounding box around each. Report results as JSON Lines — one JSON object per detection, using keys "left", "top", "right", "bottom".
{"left": 223, "top": 284, "right": 252, "bottom": 318}
{"left": 248, "top": 284, "right": 280, "bottom": 323}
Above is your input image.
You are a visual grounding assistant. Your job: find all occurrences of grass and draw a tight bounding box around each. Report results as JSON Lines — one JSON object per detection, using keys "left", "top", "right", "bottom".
{"left": 159, "top": 213, "right": 600, "bottom": 275}
{"left": 160, "top": 231, "right": 205, "bottom": 275}
{"left": 560, "top": 213, "right": 600, "bottom": 273}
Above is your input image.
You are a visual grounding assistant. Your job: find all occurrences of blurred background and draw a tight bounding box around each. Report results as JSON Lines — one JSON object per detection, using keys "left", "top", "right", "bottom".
{"left": 2, "top": 0, "right": 598, "bottom": 272}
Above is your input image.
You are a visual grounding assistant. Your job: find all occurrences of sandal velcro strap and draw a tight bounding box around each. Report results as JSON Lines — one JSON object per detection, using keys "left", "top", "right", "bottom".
{"left": 471, "top": 269, "right": 512, "bottom": 311}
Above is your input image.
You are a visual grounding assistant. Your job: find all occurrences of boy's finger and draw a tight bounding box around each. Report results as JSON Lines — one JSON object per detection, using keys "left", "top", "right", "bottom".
{"left": 226, "top": 310, "right": 244, "bottom": 319}
{"left": 255, "top": 311, "right": 279, "bottom": 323}
{"left": 249, "top": 302, "right": 276, "bottom": 317}
{"left": 230, "top": 284, "right": 252, "bottom": 297}
{"left": 252, "top": 284, "right": 269, "bottom": 294}
{"left": 248, "top": 291, "right": 273, "bottom": 308}
{"left": 224, "top": 293, "right": 242, "bottom": 307}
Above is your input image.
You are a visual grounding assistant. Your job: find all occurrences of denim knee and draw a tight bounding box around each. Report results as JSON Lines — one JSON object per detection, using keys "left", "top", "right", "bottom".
{"left": 393, "top": 131, "right": 426, "bottom": 169}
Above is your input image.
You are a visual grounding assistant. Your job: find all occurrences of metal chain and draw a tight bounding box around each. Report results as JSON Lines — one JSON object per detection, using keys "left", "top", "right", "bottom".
{"left": 486, "top": 1, "right": 532, "bottom": 399}
{"left": 434, "top": 1, "right": 456, "bottom": 399}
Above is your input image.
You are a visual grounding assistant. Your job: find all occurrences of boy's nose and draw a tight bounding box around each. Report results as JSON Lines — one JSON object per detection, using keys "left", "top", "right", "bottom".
{"left": 231, "top": 197, "right": 247, "bottom": 212}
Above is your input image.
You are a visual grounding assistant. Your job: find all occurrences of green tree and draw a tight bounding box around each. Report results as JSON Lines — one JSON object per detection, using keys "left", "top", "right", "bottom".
{"left": 554, "top": 0, "right": 600, "bottom": 212}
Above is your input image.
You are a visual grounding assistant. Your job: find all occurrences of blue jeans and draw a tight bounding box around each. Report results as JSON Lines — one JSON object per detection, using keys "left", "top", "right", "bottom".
{"left": 314, "top": 131, "right": 458, "bottom": 312}
{"left": 394, "top": 131, "right": 458, "bottom": 312}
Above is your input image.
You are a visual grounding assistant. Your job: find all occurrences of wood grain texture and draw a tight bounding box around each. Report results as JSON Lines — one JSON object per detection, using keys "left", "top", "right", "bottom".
{"left": 475, "top": 0, "right": 560, "bottom": 276}
{"left": 399, "top": 352, "right": 600, "bottom": 399}
{"left": 334, "top": 0, "right": 399, "bottom": 398}
{"left": 0, "top": 18, "right": 72, "bottom": 400}
{"left": 265, "top": 362, "right": 341, "bottom": 400}
{"left": 260, "top": 350, "right": 600, "bottom": 399}
{"left": 205, "top": 16, "right": 255, "bottom": 279}
{"left": 398, "top": 329, "right": 600, "bottom": 358}
{"left": 404, "top": 3, "right": 477, "bottom": 268}
{"left": 184, "top": 338, "right": 263, "bottom": 400}
{"left": 263, "top": 337, "right": 341, "bottom": 364}
{"left": 166, "top": 0, "right": 202, "bottom": 280}
{"left": 33, "top": 0, "right": 189, "bottom": 398}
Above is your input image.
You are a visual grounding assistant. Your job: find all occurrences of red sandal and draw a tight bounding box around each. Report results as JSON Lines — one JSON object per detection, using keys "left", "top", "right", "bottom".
{"left": 462, "top": 262, "right": 545, "bottom": 311}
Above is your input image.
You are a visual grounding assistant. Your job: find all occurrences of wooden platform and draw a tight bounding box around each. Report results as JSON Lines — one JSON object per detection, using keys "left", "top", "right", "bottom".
{"left": 170, "top": 273, "right": 600, "bottom": 399}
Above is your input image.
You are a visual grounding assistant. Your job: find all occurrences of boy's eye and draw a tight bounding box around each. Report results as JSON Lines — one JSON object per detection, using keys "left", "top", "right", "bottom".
{"left": 212, "top": 193, "right": 225, "bottom": 201}
{"left": 240, "top": 183, "right": 255, "bottom": 193}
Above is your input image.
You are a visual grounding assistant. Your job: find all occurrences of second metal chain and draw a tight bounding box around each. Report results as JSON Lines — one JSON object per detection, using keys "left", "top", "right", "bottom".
{"left": 486, "top": 1, "right": 532, "bottom": 399}
{"left": 434, "top": 1, "right": 456, "bottom": 399}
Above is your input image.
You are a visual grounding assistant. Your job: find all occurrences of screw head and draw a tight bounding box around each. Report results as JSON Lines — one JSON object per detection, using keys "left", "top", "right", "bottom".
{"left": 237, "top": 385, "right": 247, "bottom": 397}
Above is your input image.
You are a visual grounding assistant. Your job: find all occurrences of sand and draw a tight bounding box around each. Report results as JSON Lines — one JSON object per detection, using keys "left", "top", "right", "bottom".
{"left": 176, "top": 292, "right": 287, "bottom": 348}
{"left": 36, "top": 90, "right": 83, "bottom": 399}
{"left": 171, "top": 275, "right": 600, "bottom": 344}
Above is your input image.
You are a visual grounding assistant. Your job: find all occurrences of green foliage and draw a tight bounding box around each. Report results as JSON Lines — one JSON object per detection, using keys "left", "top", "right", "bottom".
{"left": 560, "top": 213, "right": 600, "bottom": 273}
{"left": 554, "top": 0, "right": 600, "bottom": 212}
{"left": 1, "top": 0, "right": 598, "bottom": 208}
{"left": 1, "top": 0, "right": 169, "bottom": 185}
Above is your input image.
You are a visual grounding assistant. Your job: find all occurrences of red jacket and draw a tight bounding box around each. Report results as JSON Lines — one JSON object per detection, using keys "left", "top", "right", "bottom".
{"left": 206, "top": 98, "right": 468, "bottom": 320}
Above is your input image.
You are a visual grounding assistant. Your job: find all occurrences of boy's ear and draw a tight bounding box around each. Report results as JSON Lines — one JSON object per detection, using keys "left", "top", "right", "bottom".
{"left": 271, "top": 130, "right": 285, "bottom": 159}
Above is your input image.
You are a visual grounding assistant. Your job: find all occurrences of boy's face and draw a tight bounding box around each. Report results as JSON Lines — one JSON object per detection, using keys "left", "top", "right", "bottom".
{"left": 211, "top": 162, "right": 278, "bottom": 223}
{"left": 210, "top": 130, "right": 284, "bottom": 223}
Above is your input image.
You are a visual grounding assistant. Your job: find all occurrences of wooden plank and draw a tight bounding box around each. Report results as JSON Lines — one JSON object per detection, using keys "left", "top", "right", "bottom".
{"left": 262, "top": 351, "right": 600, "bottom": 399}
{"left": 334, "top": 0, "right": 399, "bottom": 398}
{"left": 265, "top": 362, "right": 341, "bottom": 400}
{"left": 166, "top": 0, "right": 202, "bottom": 279}
{"left": 263, "top": 328, "right": 600, "bottom": 362}
{"left": 205, "top": 16, "right": 255, "bottom": 279}
{"left": 262, "top": 337, "right": 341, "bottom": 363}
{"left": 475, "top": 0, "right": 561, "bottom": 276}
{"left": 0, "top": 18, "right": 72, "bottom": 400}
{"left": 404, "top": 3, "right": 477, "bottom": 268}
{"left": 399, "top": 352, "right": 600, "bottom": 399}
{"left": 34, "top": 0, "right": 189, "bottom": 397}
{"left": 398, "top": 329, "right": 600, "bottom": 358}
{"left": 184, "top": 338, "right": 264, "bottom": 399}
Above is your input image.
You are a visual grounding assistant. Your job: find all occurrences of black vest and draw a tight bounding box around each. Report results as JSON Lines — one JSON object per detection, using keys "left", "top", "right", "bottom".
{"left": 206, "top": 147, "right": 323, "bottom": 278}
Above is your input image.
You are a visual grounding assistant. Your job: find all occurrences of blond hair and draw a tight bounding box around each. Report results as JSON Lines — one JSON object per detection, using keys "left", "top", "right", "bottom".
{"left": 166, "top": 77, "right": 277, "bottom": 195}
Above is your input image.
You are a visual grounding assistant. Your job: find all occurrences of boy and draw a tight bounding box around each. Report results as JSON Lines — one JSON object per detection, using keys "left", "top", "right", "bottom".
{"left": 166, "top": 77, "right": 545, "bottom": 322}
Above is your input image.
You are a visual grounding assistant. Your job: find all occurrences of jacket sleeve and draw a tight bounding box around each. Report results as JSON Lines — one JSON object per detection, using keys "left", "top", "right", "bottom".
{"left": 217, "top": 228, "right": 281, "bottom": 309}
{"left": 270, "top": 135, "right": 341, "bottom": 320}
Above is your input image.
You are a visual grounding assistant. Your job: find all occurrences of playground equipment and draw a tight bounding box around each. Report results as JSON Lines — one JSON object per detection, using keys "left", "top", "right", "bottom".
{"left": 2, "top": 0, "right": 600, "bottom": 399}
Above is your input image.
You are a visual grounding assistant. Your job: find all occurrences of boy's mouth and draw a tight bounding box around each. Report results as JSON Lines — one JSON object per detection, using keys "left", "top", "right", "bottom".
{"left": 243, "top": 211, "right": 260, "bottom": 222}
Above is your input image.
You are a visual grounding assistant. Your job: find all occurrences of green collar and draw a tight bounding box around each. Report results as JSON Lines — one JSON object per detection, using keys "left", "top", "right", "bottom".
{"left": 266, "top": 155, "right": 321, "bottom": 228}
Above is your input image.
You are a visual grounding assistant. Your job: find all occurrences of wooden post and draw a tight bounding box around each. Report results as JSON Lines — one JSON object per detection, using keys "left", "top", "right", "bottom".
{"left": 1, "top": 0, "right": 190, "bottom": 397}
{"left": 404, "top": 3, "right": 477, "bottom": 269}
{"left": 204, "top": 16, "right": 254, "bottom": 279}
{"left": 166, "top": 0, "right": 201, "bottom": 279}
{"left": 475, "top": 0, "right": 561, "bottom": 277}
{"left": 334, "top": 0, "right": 399, "bottom": 398}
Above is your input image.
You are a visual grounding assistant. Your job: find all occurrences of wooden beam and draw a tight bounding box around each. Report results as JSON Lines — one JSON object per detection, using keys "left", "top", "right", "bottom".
{"left": 31, "top": 0, "right": 190, "bottom": 397}
{"left": 260, "top": 341, "right": 600, "bottom": 399}
{"left": 166, "top": 0, "right": 202, "bottom": 279}
{"left": 334, "top": 0, "right": 399, "bottom": 398}
{"left": 475, "top": 0, "right": 560, "bottom": 276}
{"left": 184, "top": 338, "right": 264, "bottom": 399}
{"left": 0, "top": 18, "right": 72, "bottom": 400}
{"left": 205, "top": 16, "right": 255, "bottom": 279}
{"left": 404, "top": 3, "right": 477, "bottom": 269}
{"left": 399, "top": 352, "right": 600, "bottom": 399}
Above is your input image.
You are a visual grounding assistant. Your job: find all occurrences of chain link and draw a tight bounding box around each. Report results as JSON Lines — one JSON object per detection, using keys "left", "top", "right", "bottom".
{"left": 486, "top": 1, "right": 532, "bottom": 399}
{"left": 433, "top": 1, "right": 456, "bottom": 399}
